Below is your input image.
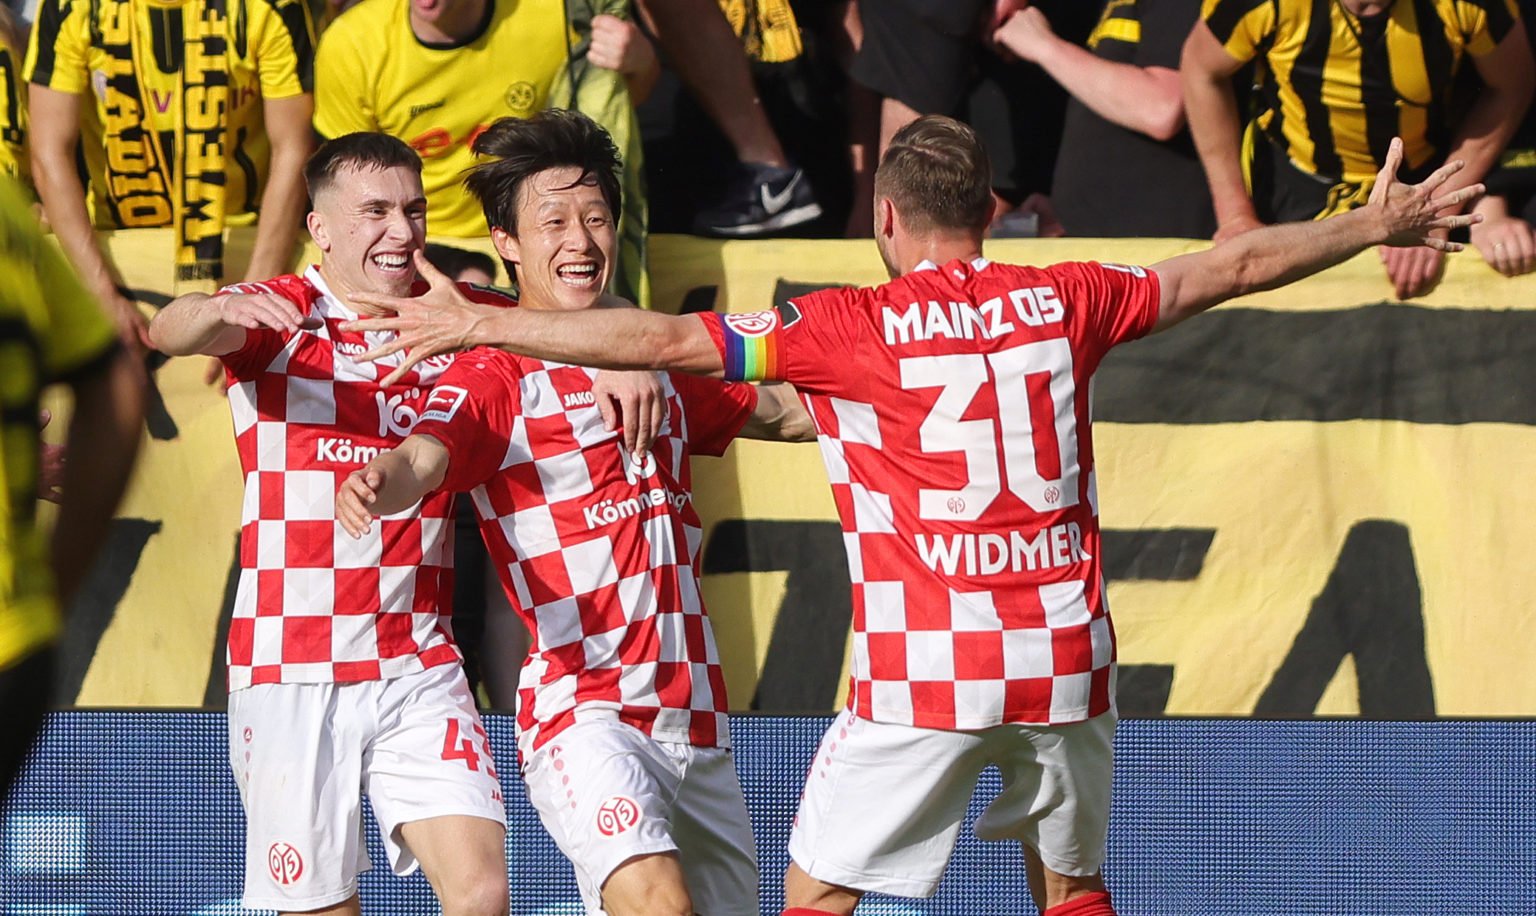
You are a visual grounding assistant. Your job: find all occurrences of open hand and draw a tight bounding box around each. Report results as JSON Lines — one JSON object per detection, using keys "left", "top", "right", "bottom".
{"left": 344, "top": 249, "right": 501, "bottom": 386}
{"left": 336, "top": 467, "right": 384, "bottom": 538}
{"left": 1369, "top": 138, "right": 1483, "bottom": 250}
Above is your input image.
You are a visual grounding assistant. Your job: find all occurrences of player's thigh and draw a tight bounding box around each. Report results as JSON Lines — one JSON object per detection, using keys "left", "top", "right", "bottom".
{"left": 227, "top": 682, "right": 371, "bottom": 912}
{"left": 521, "top": 719, "right": 684, "bottom": 913}
{"left": 789, "top": 710, "right": 988, "bottom": 899}
{"left": 601, "top": 851, "right": 693, "bottom": 916}
{"left": 669, "top": 745, "right": 759, "bottom": 916}
{"left": 365, "top": 663, "right": 507, "bottom": 878}
{"left": 397, "top": 814, "right": 508, "bottom": 914}
{"left": 976, "top": 711, "right": 1116, "bottom": 878}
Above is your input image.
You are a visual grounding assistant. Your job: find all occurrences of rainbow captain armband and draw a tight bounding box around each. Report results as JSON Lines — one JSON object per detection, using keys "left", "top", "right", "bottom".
{"left": 716, "top": 310, "right": 785, "bottom": 382}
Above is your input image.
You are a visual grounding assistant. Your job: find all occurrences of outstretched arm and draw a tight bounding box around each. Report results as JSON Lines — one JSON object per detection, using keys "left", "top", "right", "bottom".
{"left": 336, "top": 434, "right": 450, "bottom": 538}
{"left": 149, "top": 290, "right": 319, "bottom": 356}
{"left": 1150, "top": 139, "right": 1482, "bottom": 332}
{"left": 345, "top": 251, "right": 725, "bottom": 385}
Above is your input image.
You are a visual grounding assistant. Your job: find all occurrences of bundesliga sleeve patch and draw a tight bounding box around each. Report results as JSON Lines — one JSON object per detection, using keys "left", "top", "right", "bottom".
{"left": 420, "top": 386, "right": 469, "bottom": 423}
{"left": 718, "top": 310, "right": 785, "bottom": 382}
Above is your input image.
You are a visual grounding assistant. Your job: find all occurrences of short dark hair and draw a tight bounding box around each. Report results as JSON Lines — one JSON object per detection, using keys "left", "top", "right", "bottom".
{"left": 423, "top": 243, "right": 498, "bottom": 282}
{"left": 464, "top": 109, "right": 623, "bottom": 237}
{"left": 305, "top": 133, "right": 423, "bottom": 200}
{"left": 874, "top": 115, "right": 993, "bottom": 235}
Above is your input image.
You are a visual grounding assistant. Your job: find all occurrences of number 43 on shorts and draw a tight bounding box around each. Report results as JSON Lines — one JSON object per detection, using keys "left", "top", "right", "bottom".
{"left": 441, "top": 718, "right": 499, "bottom": 779}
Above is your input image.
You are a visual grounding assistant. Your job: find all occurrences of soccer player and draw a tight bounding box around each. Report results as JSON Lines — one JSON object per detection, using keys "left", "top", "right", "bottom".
{"left": 334, "top": 110, "right": 814, "bottom": 916}
{"left": 148, "top": 132, "right": 658, "bottom": 916}
{"left": 0, "top": 175, "right": 144, "bottom": 799}
{"left": 340, "top": 116, "right": 1477, "bottom": 916}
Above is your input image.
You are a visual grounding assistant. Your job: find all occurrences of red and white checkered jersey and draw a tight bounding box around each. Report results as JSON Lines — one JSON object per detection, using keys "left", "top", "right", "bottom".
{"left": 218, "top": 266, "right": 514, "bottom": 690}
{"left": 699, "top": 258, "right": 1162, "bottom": 728}
{"left": 412, "top": 350, "right": 757, "bottom": 755}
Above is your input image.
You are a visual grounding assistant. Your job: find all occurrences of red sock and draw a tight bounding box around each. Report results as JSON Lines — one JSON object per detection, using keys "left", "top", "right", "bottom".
{"left": 781, "top": 910, "right": 846, "bottom": 916}
{"left": 1044, "top": 891, "right": 1116, "bottom": 916}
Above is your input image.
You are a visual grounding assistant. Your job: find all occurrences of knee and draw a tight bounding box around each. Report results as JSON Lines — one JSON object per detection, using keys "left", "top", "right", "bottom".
{"left": 438, "top": 871, "right": 508, "bottom": 916}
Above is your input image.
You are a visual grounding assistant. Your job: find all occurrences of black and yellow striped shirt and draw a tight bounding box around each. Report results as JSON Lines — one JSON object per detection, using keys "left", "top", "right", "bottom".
{"left": 0, "top": 178, "right": 119, "bottom": 670}
{"left": 1203, "top": 0, "right": 1520, "bottom": 182}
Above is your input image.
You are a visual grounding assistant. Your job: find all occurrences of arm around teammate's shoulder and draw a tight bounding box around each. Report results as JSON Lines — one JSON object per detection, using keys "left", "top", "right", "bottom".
{"left": 1148, "top": 139, "right": 1484, "bottom": 333}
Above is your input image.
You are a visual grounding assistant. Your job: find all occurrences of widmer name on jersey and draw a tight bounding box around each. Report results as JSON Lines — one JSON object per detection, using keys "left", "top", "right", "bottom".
{"left": 883, "top": 286, "right": 1064, "bottom": 345}
{"left": 915, "top": 521, "right": 1091, "bottom": 577}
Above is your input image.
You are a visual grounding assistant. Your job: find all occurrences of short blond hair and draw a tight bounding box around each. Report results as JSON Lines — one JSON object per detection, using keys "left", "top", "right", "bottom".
{"left": 874, "top": 115, "right": 993, "bottom": 235}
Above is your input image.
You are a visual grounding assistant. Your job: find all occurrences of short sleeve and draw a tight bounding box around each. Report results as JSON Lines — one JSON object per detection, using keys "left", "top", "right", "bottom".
{"left": 312, "top": 23, "right": 376, "bottom": 138}
{"left": 1201, "top": 0, "right": 1276, "bottom": 64}
{"left": 1050, "top": 261, "right": 1163, "bottom": 356}
{"left": 412, "top": 352, "right": 521, "bottom": 493}
{"left": 695, "top": 285, "right": 864, "bottom": 396}
{"left": 670, "top": 374, "right": 757, "bottom": 457}
{"left": 1460, "top": 0, "right": 1519, "bottom": 57}
{"left": 24, "top": 0, "right": 90, "bottom": 93}
{"left": 1139, "top": 0, "right": 1204, "bottom": 68}
{"left": 254, "top": 0, "right": 316, "bottom": 98}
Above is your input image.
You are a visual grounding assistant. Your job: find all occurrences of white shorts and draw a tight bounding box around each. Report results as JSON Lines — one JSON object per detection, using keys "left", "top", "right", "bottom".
{"left": 521, "top": 719, "right": 758, "bottom": 915}
{"left": 226, "top": 662, "right": 506, "bottom": 912}
{"left": 789, "top": 708, "right": 1115, "bottom": 899}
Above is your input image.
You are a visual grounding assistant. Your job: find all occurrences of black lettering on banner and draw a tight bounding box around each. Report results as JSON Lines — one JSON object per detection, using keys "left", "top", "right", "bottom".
{"left": 678, "top": 286, "right": 718, "bottom": 315}
{"left": 1097, "top": 306, "right": 1536, "bottom": 424}
{"left": 57, "top": 519, "right": 162, "bottom": 703}
{"left": 1102, "top": 529, "right": 1216, "bottom": 715}
{"left": 1255, "top": 520, "right": 1435, "bottom": 717}
{"left": 701, "top": 519, "right": 851, "bottom": 712}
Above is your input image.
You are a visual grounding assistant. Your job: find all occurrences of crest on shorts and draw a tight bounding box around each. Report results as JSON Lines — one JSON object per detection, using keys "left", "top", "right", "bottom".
{"left": 268, "top": 842, "right": 304, "bottom": 885}
{"left": 595, "top": 796, "right": 641, "bottom": 836}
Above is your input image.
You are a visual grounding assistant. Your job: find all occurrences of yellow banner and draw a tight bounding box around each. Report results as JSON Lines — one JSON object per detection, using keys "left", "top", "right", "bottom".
{"left": 64, "top": 229, "right": 1536, "bottom": 717}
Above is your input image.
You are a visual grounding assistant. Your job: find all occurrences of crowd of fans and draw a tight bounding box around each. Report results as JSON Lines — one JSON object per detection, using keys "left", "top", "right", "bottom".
{"left": 2, "top": 0, "right": 1535, "bottom": 314}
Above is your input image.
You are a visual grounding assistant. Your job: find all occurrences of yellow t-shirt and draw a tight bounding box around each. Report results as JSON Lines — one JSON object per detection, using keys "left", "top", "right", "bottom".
{"left": 315, "top": 0, "right": 649, "bottom": 307}
{"left": 0, "top": 31, "right": 27, "bottom": 186}
{"left": 24, "top": 0, "right": 315, "bottom": 229}
{"left": 1202, "top": 0, "right": 1519, "bottom": 183}
{"left": 0, "top": 177, "right": 119, "bottom": 671}
{"left": 313, "top": 0, "right": 568, "bottom": 238}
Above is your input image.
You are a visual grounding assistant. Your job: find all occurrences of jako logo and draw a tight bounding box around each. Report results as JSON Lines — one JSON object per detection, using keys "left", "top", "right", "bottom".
{"left": 564, "top": 390, "right": 596, "bottom": 409}
{"left": 376, "top": 389, "right": 423, "bottom": 437}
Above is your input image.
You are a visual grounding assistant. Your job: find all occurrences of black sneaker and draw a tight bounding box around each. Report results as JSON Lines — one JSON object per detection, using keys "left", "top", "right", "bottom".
{"left": 693, "top": 163, "right": 823, "bottom": 237}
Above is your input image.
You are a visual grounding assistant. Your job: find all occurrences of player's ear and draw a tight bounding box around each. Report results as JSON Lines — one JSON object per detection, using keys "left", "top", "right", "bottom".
{"left": 307, "top": 211, "right": 330, "bottom": 253}
{"left": 877, "top": 197, "right": 898, "bottom": 241}
{"left": 491, "top": 226, "right": 521, "bottom": 267}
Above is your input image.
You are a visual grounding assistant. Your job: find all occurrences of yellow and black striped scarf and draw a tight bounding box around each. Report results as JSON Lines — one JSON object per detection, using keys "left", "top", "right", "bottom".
{"left": 91, "top": 0, "right": 230, "bottom": 281}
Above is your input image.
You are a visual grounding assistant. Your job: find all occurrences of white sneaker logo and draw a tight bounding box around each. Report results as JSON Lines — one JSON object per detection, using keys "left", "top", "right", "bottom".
{"left": 760, "top": 172, "right": 801, "bottom": 215}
